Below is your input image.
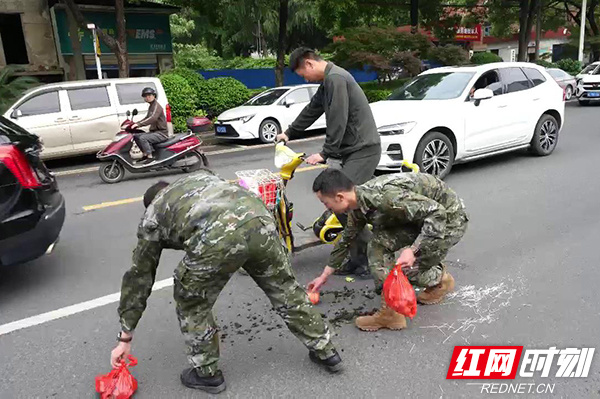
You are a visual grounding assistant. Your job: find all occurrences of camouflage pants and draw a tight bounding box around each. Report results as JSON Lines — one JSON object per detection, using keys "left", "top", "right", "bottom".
{"left": 369, "top": 212, "right": 468, "bottom": 292}
{"left": 173, "top": 217, "right": 336, "bottom": 376}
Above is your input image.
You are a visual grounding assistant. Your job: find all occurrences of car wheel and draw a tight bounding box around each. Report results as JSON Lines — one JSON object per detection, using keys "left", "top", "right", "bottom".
{"left": 530, "top": 114, "right": 559, "bottom": 156}
{"left": 99, "top": 161, "right": 125, "bottom": 183}
{"left": 578, "top": 99, "right": 590, "bottom": 106}
{"left": 259, "top": 119, "right": 280, "bottom": 143}
{"left": 565, "top": 85, "right": 573, "bottom": 100}
{"left": 414, "top": 131, "right": 455, "bottom": 179}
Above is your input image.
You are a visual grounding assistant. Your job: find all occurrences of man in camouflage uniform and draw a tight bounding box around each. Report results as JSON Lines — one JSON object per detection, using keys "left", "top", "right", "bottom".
{"left": 110, "top": 170, "right": 342, "bottom": 394}
{"left": 307, "top": 169, "right": 468, "bottom": 332}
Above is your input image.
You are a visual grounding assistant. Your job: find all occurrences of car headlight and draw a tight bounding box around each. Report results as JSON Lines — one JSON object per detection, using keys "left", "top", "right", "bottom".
{"left": 239, "top": 114, "right": 255, "bottom": 123}
{"left": 378, "top": 122, "right": 417, "bottom": 135}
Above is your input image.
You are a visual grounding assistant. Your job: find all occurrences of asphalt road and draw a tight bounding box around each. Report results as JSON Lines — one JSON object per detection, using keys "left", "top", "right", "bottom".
{"left": 1, "top": 103, "right": 599, "bottom": 398}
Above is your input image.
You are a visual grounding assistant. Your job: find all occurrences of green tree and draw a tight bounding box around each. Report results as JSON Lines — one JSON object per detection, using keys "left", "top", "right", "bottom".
{"left": 0, "top": 67, "right": 39, "bottom": 114}
{"left": 327, "top": 27, "right": 431, "bottom": 81}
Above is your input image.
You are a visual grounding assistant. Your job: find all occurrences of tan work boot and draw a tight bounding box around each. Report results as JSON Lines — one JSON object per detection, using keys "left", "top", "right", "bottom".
{"left": 355, "top": 298, "right": 407, "bottom": 332}
{"left": 417, "top": 267, "right": 455, "bottom": 305}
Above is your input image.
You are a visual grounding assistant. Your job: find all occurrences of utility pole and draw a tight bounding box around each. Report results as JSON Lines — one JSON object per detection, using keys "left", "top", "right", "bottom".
{"left": 88, "top": 23, "right": 102, "bottom": 79}
{"left": 579, "top": 0, "right": 588, "bottom": 62}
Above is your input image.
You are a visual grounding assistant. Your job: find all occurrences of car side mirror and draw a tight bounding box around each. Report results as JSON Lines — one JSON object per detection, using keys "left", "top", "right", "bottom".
{"left": 11, "top": 109, "right": 22, "bottom": 119}
{"left": 472, "top": 88, "right": 493, "bottom": 106}
{"left": 132, "top": 109, "right": 138, "bottom": 116}
{"left": 284, "top": 98, "right": 295, "bottom": 107}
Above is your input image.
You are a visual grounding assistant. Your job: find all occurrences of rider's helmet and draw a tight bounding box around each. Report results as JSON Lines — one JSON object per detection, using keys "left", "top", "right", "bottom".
{"left": 141, "top": 87, "right": 157, "bottom": 98}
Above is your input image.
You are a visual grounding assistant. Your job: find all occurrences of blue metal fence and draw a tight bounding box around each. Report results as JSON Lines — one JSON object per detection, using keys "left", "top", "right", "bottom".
{"left": 197, "top": 67, "right": 378, "bottom": 88}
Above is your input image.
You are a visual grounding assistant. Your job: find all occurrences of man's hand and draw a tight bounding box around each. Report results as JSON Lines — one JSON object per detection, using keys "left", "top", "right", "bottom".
{"left": 276, "top": 132, "right": 289, "bottom": 143}
{"left": 307, "top": 275, "right": 327, "bottom": 293}
{"left": 111, "top": 332, "right": 132, "bottom": 368}
{"left": 396, "top": 247, "right": 416, "bottom": 270}
{"left": 307, "top": 266, "right": 335, "bottom": 292}
{"left": 305, "top": 153, "right": 325, "bottom": 165}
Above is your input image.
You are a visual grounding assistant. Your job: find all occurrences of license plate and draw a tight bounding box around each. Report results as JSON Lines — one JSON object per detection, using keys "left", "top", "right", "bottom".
{"left": 589, "top": 92, "right": 600, "bottom": 97}
{"left": 216, "top": 125, "right": 227, "bottom": 133}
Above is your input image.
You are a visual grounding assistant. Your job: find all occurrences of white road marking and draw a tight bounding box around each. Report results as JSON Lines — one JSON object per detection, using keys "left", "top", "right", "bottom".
{"left": 0, "top": 278, "right": 174, "bottom": 336}
{"left": 52, "top": 135, "right": 325, "bottom": 177}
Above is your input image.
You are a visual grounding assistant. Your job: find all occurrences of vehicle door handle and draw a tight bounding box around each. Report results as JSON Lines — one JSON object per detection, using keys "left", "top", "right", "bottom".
{"left": 55, "top": 118, "right": 66, "bottom": 123}
{"left": 70, "top": 116, "right": 81, "bottom": 120}
{"left": 533, "top": 98, "right": 540, "bottom": 101}
{"left": 497, "top": 105, "right": 508, "bottom": 108}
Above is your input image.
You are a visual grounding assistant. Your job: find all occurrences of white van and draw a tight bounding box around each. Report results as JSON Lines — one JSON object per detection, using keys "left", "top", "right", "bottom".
{"left": 3, "top": 77, "right": 173, "bottom": 160}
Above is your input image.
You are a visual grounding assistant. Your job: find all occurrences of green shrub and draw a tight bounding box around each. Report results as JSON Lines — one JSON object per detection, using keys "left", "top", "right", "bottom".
{"left": 429, "top": 45, "right": 469, "bottom": 66}
{"left": 164, "top": 67, "right": 205, "bottom": 109}
{"left": 363, "top": 89, "right": 392, "bottom": 103}
{"left": 159, "top": 73, "right": 196, "bottom": 132}
{"left": 470, "top": 52, "right": 503, "bottom": 65}
{"left": 534, "top": 59, "right": 556, "bottom": 69}
{"left": 197, "top": 77, "right": 250, "bottom": 115}
{"left": 556, "top": 59, "right": 583, "bottom": 76}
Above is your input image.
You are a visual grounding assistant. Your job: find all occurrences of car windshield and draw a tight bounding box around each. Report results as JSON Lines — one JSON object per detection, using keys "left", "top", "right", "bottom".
{"left": 245, "top": 88, "right": 288, "bottom": 105}
{"left": 580, "top": 64, "right": 599, "bottom": 75}
{"left": 388, "top": 72, "right": 475, "bottom": 101}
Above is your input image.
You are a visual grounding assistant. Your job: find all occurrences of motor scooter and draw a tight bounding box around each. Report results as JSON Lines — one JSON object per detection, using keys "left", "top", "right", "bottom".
{"left": 235, "top": 143, "right": 420, "bottom": 253}
{"left": 97, "top": 109, "right": 208, "bottom": 183}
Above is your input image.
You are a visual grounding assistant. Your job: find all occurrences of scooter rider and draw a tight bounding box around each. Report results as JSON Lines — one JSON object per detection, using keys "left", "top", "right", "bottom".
{"left": 131, "top": 87, "right": 168, "bottom": 163}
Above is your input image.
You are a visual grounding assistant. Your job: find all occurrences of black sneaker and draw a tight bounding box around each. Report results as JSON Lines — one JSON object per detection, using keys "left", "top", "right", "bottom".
{"left": 180, "top": 368, "right": 226, "bottom": 394}
{"left": 309, "top": 350, "right": 343, "bottom": 373}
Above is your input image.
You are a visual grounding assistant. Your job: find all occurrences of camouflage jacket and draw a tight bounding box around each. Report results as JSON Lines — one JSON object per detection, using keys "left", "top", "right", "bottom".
{"left": 118, "top": 170, "right": 272, "bottom": 332}
{"left": 329, "top": 173, "right": 468, "bottom": 270}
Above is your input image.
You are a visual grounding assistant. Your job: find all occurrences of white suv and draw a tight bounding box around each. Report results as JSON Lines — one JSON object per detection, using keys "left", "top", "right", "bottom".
{"left": 575, "top": 61, "right": 600, "bottom": 105}
{"left": 370, "top": 62, "right": 565, "bottom": 178}
{"left": 3, "top": 78, "right": 173, "bottom": 160}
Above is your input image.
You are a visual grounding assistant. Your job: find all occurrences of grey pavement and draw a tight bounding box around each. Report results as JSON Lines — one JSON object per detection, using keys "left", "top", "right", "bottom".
{"left": 1, "top": 103, "right": 599, "bottom": 398}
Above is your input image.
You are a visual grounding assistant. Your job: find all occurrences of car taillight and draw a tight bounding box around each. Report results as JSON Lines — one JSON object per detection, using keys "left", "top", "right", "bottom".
{"left": 166, "top": 103, "right": 172, "bottom": 122}
{"left": 0, "top": 145, "right": 41, "bottom": 188}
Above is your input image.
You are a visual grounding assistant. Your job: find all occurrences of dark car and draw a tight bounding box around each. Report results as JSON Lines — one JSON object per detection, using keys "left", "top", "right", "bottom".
{"left": 0, "top": 116, "right": 65, "bottom": 266}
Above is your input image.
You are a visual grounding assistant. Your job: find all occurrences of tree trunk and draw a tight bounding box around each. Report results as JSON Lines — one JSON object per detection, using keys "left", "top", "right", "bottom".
{"left": 65, "top": 5, "right": 86, "bottom": 80}
{"left": 410, "top": 0, "right": 419, "bottom": 34}
{"left": 518, "top": 0, "right": 537, "bottom": 61}
{"left": 533, "top": 0, "right": 542, "bottom": 61}
{"left": 60, "top": 0, "right": 128, "bottom": 77}
{"left": 114, "top": 0, "right": 128, "bottom": 78}
{"left": 275, "top": 0, "right": 288, "bottom": 87}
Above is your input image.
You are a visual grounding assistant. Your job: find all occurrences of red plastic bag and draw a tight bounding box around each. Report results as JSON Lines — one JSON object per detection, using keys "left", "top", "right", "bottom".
{"left": 95, "top": 355, "right": 138, "bottom": 399}
{"left": 383, "top": 265, "right": 417, "bottom": 319}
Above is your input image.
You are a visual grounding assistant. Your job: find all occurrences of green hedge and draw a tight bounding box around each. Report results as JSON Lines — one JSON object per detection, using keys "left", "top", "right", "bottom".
{"left": 534, "top": 59, "right": 556, "bottom": 68}
{"left": 164, "top": 67, "right": 205, "bottom": 109}
{"left": 158, "top": 73, "right": 196, "bottom": 132}
{"left": 556, "top": 59, "right": 582, "bottom": 76}
{"left": 359, "top": 78, "right": 410, "bottom": 91}
{"left": 470, "top": 52, "right": 503, "bottom": 65}
{"left": 197, "top": 77, "right": 250, "bottom": 115}
{"left": 363, "top": 89, "right": 392, "bottom": 103}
